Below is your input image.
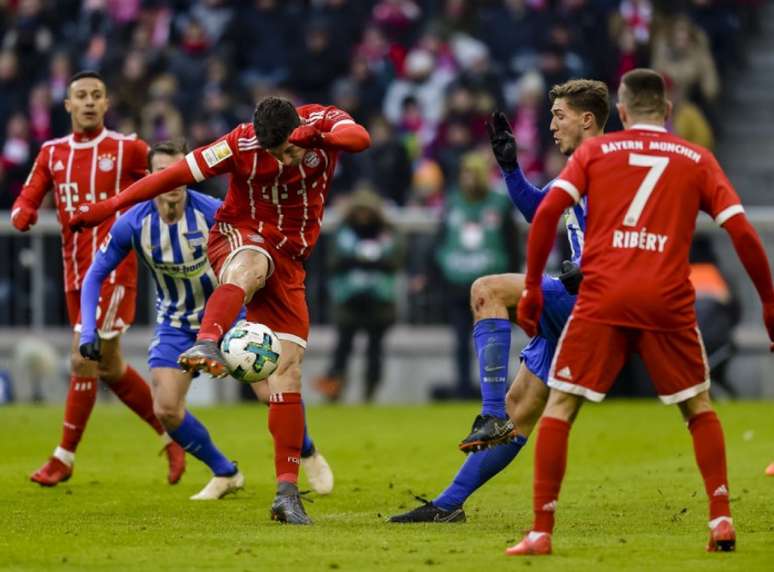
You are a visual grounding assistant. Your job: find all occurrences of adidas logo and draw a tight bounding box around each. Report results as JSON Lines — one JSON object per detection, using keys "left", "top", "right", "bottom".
{"left": 53, "top": 160, "right": 65, "bottom": 171}
{"left": 713, "top": 484, "right": 729, "bottom": 497}
{"left": 557, "top": 366, "right": 573, "bottom": 380}
{"left": 541, "top": 500, "right": 557, "bottom": 512}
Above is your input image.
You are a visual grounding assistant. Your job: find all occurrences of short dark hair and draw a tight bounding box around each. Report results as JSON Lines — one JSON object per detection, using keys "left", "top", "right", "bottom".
{"left": 619, "top": 68, "right": 667, "bottom": 117}
{"left": 252, "top": 96, "right": 300, "bottom": 149}
{"left": 148, "top": 138, "right": 189, "bottom": 170}
{"left": 68, "top": 70, "right": 106, "bottom": 91}
{"left": 549, "top": 79, "right": 610, "bottom": 129}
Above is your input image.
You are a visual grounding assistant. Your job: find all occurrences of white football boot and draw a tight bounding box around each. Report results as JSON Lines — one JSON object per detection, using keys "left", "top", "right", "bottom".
{"left": 190, "top": 471, "right": 245, "bottom": 500}
{"left": 301, "top": 451, "right": 334, "bottom": 495}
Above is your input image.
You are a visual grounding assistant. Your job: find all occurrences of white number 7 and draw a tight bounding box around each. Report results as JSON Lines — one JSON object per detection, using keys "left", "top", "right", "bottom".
{"left": 623, "top": 153, "right": 670, "bottom": 226}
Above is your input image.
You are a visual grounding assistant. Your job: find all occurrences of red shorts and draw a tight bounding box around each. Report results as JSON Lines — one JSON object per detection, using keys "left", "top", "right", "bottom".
{"left": 549, "top": 317, "right": 710, "bottom": 404}
{"left": 66, "top": 283, "right": 136, "bottom": 339}
{"left": 208, "top": 222, "right": 309, "bottom": 347}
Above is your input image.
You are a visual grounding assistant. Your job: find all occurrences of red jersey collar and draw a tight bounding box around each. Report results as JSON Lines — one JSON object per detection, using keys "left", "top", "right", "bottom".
{"left": 69, "top": 127, "right": 108, "bottom": 149}
{"left": 630, "top": 123, "right": 667, "bottom": 133}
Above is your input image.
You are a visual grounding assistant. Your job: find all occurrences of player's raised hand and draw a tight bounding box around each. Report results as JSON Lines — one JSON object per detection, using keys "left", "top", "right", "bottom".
{"left": 486, "top": 111, "right": 518, "bottom": 172}
{"left": 289, "top": 125, "right": 325, "bottom": 149}
{"left": 517, "top": 285, "right": 543, "bottom": 338}
{"left": 79, "top": 331, "right": 102, "bottom": 361}
{"left": 69, "top": 200, "right": 115, "bottom": 232}
{"left": 10, "top": 198, "right": 38, "bottom": 232}
{"left": 763, "top": 302, "right": 774, "bottom": 352}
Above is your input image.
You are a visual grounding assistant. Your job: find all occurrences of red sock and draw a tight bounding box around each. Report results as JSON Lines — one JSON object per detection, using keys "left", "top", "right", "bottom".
{"left": 688, "top": 411, "right": 731, "bottom": 521}
{"left": 533, "top": 416, "right": 571, "bottom": 534}
{"left": 107, "top": 366, "right": 164, "bottom": 435}
{"left": 268, "top": 392, "right": 304, "bottom": 484}
{"left": 197, "top": 284, "right": 245, "bottom": 342}
{"left": 60, "top": 375, "right": 98, "bottom": 452}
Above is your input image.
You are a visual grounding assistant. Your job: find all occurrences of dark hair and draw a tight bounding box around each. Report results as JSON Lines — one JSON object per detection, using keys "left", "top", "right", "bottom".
{"left": 619, "top": 68, "right": 668, "bottom": 117}
{"left": 68, "top": 70, "right": 106, "bottom": 91}
{"left": 549, "top": 79, "right": 610, "bottom": 129}
{"left": 252, "top": 96, "right": 300, "bottom": 149}
{"left": 148, "top": 138, "right": 189, "bottom": 170}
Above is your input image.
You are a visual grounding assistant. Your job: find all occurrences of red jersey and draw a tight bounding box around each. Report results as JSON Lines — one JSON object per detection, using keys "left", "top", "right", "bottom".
{"left": 20, "top": 129, "right": 147, "bottom": 291}
{"left": 183, "top": 105, "right": 354, "bottom": 259}
{"left": 554, "top": 124, "right": 743, "bottom": 330}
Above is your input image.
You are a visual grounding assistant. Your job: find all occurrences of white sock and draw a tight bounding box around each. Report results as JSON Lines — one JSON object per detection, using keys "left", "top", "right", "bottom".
{"left": 527, "top": 531, "right": 548, "bottom": 541}
{"left": 708, "top": 516, "right": 733, "bottom": 529}
{"left": 53, "top": 447, "right": 75, "bottom": 467}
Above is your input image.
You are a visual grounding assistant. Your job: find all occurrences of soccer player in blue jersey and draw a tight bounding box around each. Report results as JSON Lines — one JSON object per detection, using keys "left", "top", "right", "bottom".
{"left": 390, "top": 79, "right": 609, "bottom": 522}
{"left": 79, "top": 140, "right": 333, "bottom": 499}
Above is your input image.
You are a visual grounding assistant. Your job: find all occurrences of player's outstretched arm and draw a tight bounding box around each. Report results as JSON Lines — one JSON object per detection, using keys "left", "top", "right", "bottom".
{"left": 79, "top": 219, "right": 134, "bottom": 359}
{"left": 69, "top": 159, "right": 196, "bottom": 232}
{"left": 486, "top": 111, "right": 544, "bottom": 221}
{"left": 722, "top": 214, "right": 774, "bottom": 350}
{"left": 290, "top": 123, "right": 371, "bottom": 153}
{"left": 517, "top": 188, "right": 576, "bottom": 336}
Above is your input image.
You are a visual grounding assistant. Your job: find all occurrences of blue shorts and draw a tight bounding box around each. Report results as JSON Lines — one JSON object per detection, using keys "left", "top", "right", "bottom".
{"left": 520, "top": 275, "right": 576, "bottom": 383}
{"left": 148, "top": 324, "right": 197, "bottom": 370}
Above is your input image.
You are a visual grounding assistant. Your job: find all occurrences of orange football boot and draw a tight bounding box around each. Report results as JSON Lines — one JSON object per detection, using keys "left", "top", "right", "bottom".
{"left": 505, "top": 532, "right": 552, "bottom": 556}
{"left": 30, "top": 457, "right": 72, "bottom": 487}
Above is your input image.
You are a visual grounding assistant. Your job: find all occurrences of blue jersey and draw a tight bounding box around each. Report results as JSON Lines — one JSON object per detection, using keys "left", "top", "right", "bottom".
{"left": 503, "top": 167, "right": 586, "bottom": 264}
{"left": 80, "top": 190, "right": 221, "bottom": 340}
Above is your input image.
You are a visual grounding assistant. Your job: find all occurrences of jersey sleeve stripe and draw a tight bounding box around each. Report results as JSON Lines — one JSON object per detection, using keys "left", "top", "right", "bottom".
{"left": 553, "top": 179, "right": 581, "bottom": 203}
{"left": 185, "top": 152, "right": 205, "bottom": 182}
{"left": 330, "top": 119, "right": 356, "bottom": 131}
{"left": 715, "top": 204, "right": 745, "bottom": 226}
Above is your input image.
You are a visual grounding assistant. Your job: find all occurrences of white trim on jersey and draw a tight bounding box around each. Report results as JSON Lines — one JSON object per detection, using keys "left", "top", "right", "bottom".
{"left": 547, "top": 378, "right": 607, "bottom": 402}
{"left": 247, "top": 153, "right": 258, "bottom": 220}
{"left": 65, "top": 144, "right": 79, "bottom": 288}
{"left": 68, "top": 129, "right": 109, "bottom": 149}
{"left": 297, "top": 163, "right": 309, "bottom": 257}
{"left": 630, "top": 123, "right": 668, "bottom": 133}
{"left": 90, "top": 145, "right": 98, "bottom": 277}
{"left": 185, "top": 152, "right": 205, "bottom": 182}
{"left": 110, "top": 139, "right": 124, "bottom": 285}
{"left": 553, "top": 179, "right": 581, "bottom": 203}
{"left": 330, "top": 119, "right": 355, "bottom": 131}
{"left": 659, "top": 380, "right": 711, "bottom": 405}
{"left": 714, "top": 204, "right": 745, "bottom": 226}
{"left": 275, "top": 332, "right": 307, "bottom": 349}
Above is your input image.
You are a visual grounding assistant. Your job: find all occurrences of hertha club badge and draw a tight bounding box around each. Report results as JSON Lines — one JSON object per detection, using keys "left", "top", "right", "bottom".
{"left": 303, "top": 151, "right": 320, "bottom": 168}
{"left": 98, "top": 154, "right": 116, "bottom": 172}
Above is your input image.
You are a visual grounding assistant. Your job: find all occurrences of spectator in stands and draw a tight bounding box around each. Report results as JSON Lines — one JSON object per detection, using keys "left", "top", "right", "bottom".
{"left": 357, "top": 115, "right": 413, "bottom": 206}
{"left": 287, "top": 19, "right": 349, "bottom": 103}
{"left": 666, "top": 74, "right": 715, "bottom": 149}
{"left": 315, "top": 185, "right": 403, "bottom": 402}
{"left": 651, "top": 14, "right": 719, "bottom": 106}
{"left": 1, "top": 112, "right": 33, "bottom": 205}
{"left": 424, "top": 152, "right": 519, "bottom": 401}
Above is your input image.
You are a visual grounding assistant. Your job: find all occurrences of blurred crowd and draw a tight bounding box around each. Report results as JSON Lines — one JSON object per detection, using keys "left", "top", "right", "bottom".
{"left": 0, "top": 0, "right": 765, "bottom": 209}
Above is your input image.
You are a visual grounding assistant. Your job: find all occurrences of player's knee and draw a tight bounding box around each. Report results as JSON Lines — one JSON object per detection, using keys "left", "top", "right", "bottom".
{"left": 470, "top": 276, "right": 496, "bottom": 314}
{"left": 273, "top": 351, "right": 303, "bottom": 391}
{"left": 70, "top": 350, "right": 91, "bottom": 375}
{"left": 97, "top": 358, "right": 124, "bottom": 383}
{"left": 153, "top": 401, "right": 184, "bottom": 428}
{"left": 679, "top": 391, "right": 713, "bottom": 421}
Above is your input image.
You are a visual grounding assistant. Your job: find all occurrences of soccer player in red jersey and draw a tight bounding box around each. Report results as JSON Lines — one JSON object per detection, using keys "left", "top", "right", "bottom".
{"left": 70, "top": 96, "right": 370, "bottom": 523}
{"left": 11, "top": 71, "right": 185, "bottom": 487}
{"left": 506, "top": 69, "right": 774, "bottom": 556}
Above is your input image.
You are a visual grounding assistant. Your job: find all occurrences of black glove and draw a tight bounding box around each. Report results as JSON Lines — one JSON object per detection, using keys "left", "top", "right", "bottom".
{"left": 79, "top": 333, "right": 102, "bottom": 361}
{"left": 558, "top": 260, "right": 583, "bottom": 295}
{"left": 486, "top": 111, "right": 518, "bottom": 172}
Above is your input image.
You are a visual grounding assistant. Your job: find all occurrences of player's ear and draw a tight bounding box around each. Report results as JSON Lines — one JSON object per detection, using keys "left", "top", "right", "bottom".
{"left": 616, "top": 102, "right": 627, "bottom": 126}
{"left": 664, "top": 99, "right": 673, "bottom": 123}
{"left": 582, "top": 111, "right": 594, "bottom": 131}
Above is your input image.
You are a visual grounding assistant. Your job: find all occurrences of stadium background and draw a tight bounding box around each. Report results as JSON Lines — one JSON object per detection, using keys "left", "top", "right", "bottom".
{"left": 0, "top": 0, "right": 772, "bottom": 404}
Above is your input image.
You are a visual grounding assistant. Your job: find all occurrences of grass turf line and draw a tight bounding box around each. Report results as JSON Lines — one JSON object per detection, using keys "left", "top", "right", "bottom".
{"left": 1, "top": 401, "right": 772, "bottom": 571}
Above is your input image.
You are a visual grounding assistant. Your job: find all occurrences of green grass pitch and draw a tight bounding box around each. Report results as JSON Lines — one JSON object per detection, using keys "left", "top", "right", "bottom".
{"left": 1, "top": 401, "right": 772, "bottom": 571}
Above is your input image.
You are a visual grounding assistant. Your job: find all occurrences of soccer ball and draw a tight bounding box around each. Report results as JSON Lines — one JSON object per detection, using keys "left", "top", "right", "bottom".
{"left": 220, "top": 321, "right": 281, "bottom": 383}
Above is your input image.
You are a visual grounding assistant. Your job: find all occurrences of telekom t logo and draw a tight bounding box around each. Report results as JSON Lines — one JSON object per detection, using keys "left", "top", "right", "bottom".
{"left": 58, "top": 182, "right": 80, "bottom": 213}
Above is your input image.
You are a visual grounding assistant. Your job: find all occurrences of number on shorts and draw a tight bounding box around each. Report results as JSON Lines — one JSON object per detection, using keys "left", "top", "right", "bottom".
{"left": 623, "top": 153, "right": 670, "bottom": 227}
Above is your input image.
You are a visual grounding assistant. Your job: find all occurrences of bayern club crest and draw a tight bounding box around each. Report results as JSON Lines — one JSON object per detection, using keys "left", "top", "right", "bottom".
{"left": 303, "top": 151, "right": 320, "bottom": 168}
{"left": 98, "top": 154, "right": 116, "bottom": 172}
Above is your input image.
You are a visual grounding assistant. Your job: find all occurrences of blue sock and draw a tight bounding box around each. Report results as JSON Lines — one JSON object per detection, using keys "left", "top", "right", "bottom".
{"left": 474, "top": 318, "right": 511, "bottom": 417}
{"left": 301, "top": 401, "right": 315, "bottom": 457}
{"left": 434, "top": 435, "right": 527, "bottom": 511}
{"left": 168, "top": 411, "right": 236, "bottom": 477}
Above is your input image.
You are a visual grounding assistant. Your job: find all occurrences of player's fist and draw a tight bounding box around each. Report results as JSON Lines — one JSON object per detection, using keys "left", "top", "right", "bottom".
{"left": 486, "top": 111, "right": 518, "bottom": 172}
{"left": 763, "top": 301, "right": 774, "bottom": 352}
{"left": 10, "top": 199, "right": 38, "bottom": 232}
{"left": 288, "top": 125, "right": 325, "bottom": 149}
{"left": 79, "top": 331, "right": 102, "bottom": 361}
{"left": 517, "top": 284, "right": 544, "bottom": 338}
{"left": 69, "top": 200, "right": 115, "bottom": 233}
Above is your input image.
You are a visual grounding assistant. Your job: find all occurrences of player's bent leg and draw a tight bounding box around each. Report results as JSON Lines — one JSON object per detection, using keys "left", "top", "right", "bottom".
{"left": 30, "top": 331, "right": 96, "bottom": 486}
{"left": 180, "top": 249, "right": 270, "bottom": 377}
{"left": 267, "top": 341, "right": 312, "bottom": 524}
{"left": 678, "top": 391, "right": 735, "bottom": 552}
{"left": 460, "top": 274, "right": 526, "bottom": 453}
